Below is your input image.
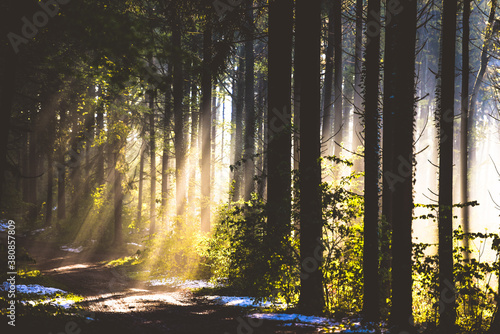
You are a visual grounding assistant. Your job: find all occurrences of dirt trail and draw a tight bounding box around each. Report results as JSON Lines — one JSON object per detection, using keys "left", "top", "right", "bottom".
{"left": 16, "top": 237, "right": 320, "bottom": 334}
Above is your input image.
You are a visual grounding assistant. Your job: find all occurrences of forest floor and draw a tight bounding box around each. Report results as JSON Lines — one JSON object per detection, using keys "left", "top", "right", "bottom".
{"left": 5, "top": 234, "right": 332, "bottom": 334}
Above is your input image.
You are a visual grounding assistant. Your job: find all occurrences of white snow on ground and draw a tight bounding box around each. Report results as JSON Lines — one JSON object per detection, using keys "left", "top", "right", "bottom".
{"left": 1, "top": 282, "right": 76, "bottom": 309}
{"left": 31, "top": 228, "right": 46, "bottom": 235}
{"left": 248, "top": 312, "right": 339, "bottom": 326}
{"left": 1, "top": 282, "right": 66, "bottom": 295}
{"left": 127, "top": 242, "right": 143, "bottom": 247}
{"left": 148, "top": 278, "right": 216, "bottom": 289}
{"left": 208, "top": 296, "right": 274, "bottom": 308}
{"left": 61, "top": 245, "right": 84, "bottom": 253}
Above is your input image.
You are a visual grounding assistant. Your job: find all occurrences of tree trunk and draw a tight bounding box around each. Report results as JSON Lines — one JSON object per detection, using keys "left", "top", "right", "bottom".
{"left": 389, "top": 0, "right": 417, "bottom": 331}
{"left": 460, "top": 0, "right": 471, "bottom": 259}
{"left": 352, "top": 0, "right": 364, "bottom": 171}
{"left": 232, "top": 45, "right": 245, "bottom": 202}
{"left": 46, "top": 111, "right": 55, "bottom": 226}
{"left": 201, "top": 23, "right": 212, "bottom": 232}
{"left": 437, "top": 0, "right": 458, "bottom": 331}
{"left": 173, "top": 23, "right": 186, "bottom": 220}
{"left": 113, "top": 150, "right": 123, "bottom": 247}
{"left": 57, "top": 108, "right": 67, "bottom": 220}
{"left": 296, "top": 0, "right": 323, "bottom": 315}
{"left": 162, "top": 81, "right": 172, "bottom": 223}
{"left": 381, "top": 0, "right": 396, "bottom": 314}
{"left": 96, "top": 86, "right": 105, "bottom": 186}
{"left": 322, "top": 6, "right": 335, "bottom": 157}
{"left": 149, "top": 91, "right": 156, "bottom": 236}
{"left": 137, "top": 140, "right": 145, "bottom": 225}
{"left": 243, "top": 0, "right": 255, "bottom": 201}
{"left": 333, "top": 0, "right": 343, "bottom": 158}
{"left": 362, "top": 0, "right": 381, "bottom": 322}
{"left": 266, "top": 0, "right": 293, "bottom": 267}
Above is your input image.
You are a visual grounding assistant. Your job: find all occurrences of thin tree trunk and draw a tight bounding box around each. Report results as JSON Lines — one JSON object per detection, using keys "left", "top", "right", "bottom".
{"left": 137, "top": 140, "right": 145, "bottom": 225}
{"left": 460, "top": 0, "right": 471, "bottom": 258}
{"left": 96, "top": 86, "right": 105, "bottom": 186}
{"left": 362, "top": 0, "right": 381, "bottom": 322}
{"left": 232, "top": 45, "right": 245, "bottom": 202}
{"left": 322, "top": 6, "right": 335, "bottom": 157}
{"left": 437, "top": 0, "right": 458, "bottom": 331}
{"left": 296, "top": 0, "right": 323, "bottom": 315}
{"left": 243, "top": 0, "right": 255, "bottom": 201}
{"left": 333, "top": 0, "right": 343, "bottom": 158}
{"left": 162, "top": 81, "right": 172, "bottom": 223}
{"left": 57, "top": 108, "right": 67, "bottom": 220}
{"left": 201, "top": 23, "right": 212, "bottom": 232}
{"left": 352, "top": 0, "right": 364, "bottom": 171}
{"left": 173, "top": 23, "right": 186, "bottom": 220}
{"left": 149, "top": 91, "right": 156, "bottom": 235}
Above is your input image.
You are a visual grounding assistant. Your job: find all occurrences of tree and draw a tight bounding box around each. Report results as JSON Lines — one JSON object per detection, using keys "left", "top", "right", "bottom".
{"left": 333, "top": 0, "right": 343, "bottom": 158}
{"left": 243, "top": 0, "right": 256, "bottom": 201}
{"left": 201, "top": 20, "right": 212, "bottom": 232}
{"left": 352, "top": 0, "right": 364, "bottom": 171}
{"left": 149, "top": 90, "right": 156, "bottom": 236}
{"left": 266, "top": 0, "right": 293, "bottom": 270}
{"left": 460, "top": 0, "right": 471, "bottom": 257}
{"left": 296, "top": 0, "right": 323, "bottom": 315}
{"left": 389, "top": 0, "right": 417, "bottom": 331}
{"left": 362, "top": 0, "right": 381, "bottom": 322}
{"left": 322, "top": 5, "right": 335, "bottom": 157}
{"left": 437, "top": 0, "right": 458, "bottom": 331}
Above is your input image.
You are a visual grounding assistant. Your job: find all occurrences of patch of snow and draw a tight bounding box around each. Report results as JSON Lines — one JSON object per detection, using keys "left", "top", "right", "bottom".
{"left": 148, "top": 278, "right": 216, "bottom": 289}
{"left": 23, "top": 297, "right": 76, "bottom": 309}
{"left": 127, "top": 242, "right": 143, "bottom": 247}
{"left": 248, "top": 312, "right": 339, "bottom": 326}
{"left": 1, "top": 282, "right": 67, "bottom": 295}
{"left": 208, "top": 296, "right": 274, "bottom": 308}
{"left": 61, "top": 245, "right": 83, "bottom": 253}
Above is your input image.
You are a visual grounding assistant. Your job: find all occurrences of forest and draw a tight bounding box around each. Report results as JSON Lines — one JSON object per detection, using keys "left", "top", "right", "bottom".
{"left": 1, "top": 0, "right": 500, "bottom": 333}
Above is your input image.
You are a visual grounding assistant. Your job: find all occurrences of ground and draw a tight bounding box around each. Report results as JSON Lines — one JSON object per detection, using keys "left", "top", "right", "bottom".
{"left": 2, "top": 235, "right": 326, "bottom": 334}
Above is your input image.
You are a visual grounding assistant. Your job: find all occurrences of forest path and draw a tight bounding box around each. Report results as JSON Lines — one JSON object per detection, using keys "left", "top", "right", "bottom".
{"left": 21, "top": 237, "right": 320, "bottom": 334}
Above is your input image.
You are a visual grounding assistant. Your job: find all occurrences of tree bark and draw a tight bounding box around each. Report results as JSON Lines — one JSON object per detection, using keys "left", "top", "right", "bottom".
{"left": 243, "top": 0, "right": 256, "bottom": 201}
{"left": 362, "top": 0, "right": 381, "bottom": 322}
{"left": 201, "top": 23, "right": 212, "bottom": 232}
{"left": 437, "top": 0, "right": 458, "bottom": 331}
{"left": 333, "top": 0, "right": 343, "bottom": 158}
{"left": 149, "top": 91, "right": 156, "bottom": 236}
{"left": 296, "top": 0, "right": 323, "bottom": 315}
{"left": 266, "top": 0, "right": 293, "bottom": 267}
{"left": 352, "top": 0, "right": 364, "bottom": 171}
{"left": 389, "top": 0, "right": 417, "bottom": 331}
{"left": 322, "top": 6, "right": 335, "bottom": 157}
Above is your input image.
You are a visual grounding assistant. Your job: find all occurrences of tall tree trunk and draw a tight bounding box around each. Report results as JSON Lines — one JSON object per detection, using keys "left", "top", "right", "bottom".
{"left": 362, "top": 0, "right": 381, "bottom": 322}
{"left": 57, "top": 108, "right": 67, "bottom": 220}
{"left": 460, "top": 0, "right": 471, "bottom": 259}
{"left": 188, "top": 83, "right": 198, "bottom": 211}
{"left": 437, "top": 0, "right": 458, "bottom": 331}
{"left": 293, "top": 38, "right": 301, "bottom": 172}
{"left": 296, "top": 0, "right": 323, "bottom": 315}
{"left": 173, "top": 22, "right": 186, "bottom": 220}
{"left": 333, "top": 0, "right": 343, "bottom": 158}
{"left": 232, "top": 45, "right": 245, "bottom": 202}
{"left": 162, "top": 81, "right": 172, "bottom": 223}
{"left": 352, "top": 0, "right": 364, "bottom": 171}
{"left": 322, "top": 6, "right": 335, "bottom": 157}
{"left": 266, "top": 0, "right": 293, "bottom": 269}
{"left": 28, "top": 128, "right": 38, "bottom": 220}
{"left": 96, "top": 86, "right": 105, "bottom": 186}
{"left": 113, "top": 150, "right": 123, "bottom": 247}
{"left": 381, "top": 0, "right": 396, "bottom": 314}
{"left": 137, "top": 140, "right": 145, "bottom": 225}
{"left": 201, "top": 23, "right": 212, "bottom": 232}
{"left": 46, "top": 111, "right": 55, "bottom": 226}
{"left": 243, "top": 0, "right": 256, "bottom": 201}
{"left": 389, "top": 0, "right": 417, "bottom": 331}
{"left": 149, "top": 91, "right": 156, "bottom": 235}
